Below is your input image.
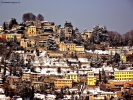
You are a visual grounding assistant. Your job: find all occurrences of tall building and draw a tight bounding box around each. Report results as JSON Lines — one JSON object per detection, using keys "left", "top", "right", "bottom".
{"left": 27, "top": 26, "right": 36, "bottom": 36}
{"left": 87, "top": 71, "right": 96, "bottom": 85}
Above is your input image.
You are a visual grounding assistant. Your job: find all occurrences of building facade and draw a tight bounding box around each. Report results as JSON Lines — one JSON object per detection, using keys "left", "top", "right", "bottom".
{"left": 22, "top": 73, "right": 31, "bottom": 81}
{"left": 65, "top": 73, "right": 78, "bottom": 82}
{"left": 54, "top": 79, "right": 73, "bottom": 89}
{"left": 87, "top": 71, "right": 96, "bottom": 85}
{"left": 59, "top": 43, "right": 76, "bottom": 51}
{"left": 114, "top": 70, "right": 133, "bottom": 80}
{"left": 27, "top": 26, "right": 36, "bottom": 36}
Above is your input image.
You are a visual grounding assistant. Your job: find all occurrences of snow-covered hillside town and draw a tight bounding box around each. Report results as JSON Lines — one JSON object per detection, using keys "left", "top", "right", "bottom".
{"left": 0, "top": 18, "right": 133, "bottom": 100}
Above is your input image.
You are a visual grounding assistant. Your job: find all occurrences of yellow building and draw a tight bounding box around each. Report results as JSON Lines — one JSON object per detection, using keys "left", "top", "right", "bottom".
{"left": 15, "top": 34, "right": 22, "bottom": 42}
{"left": 29, "top": 39, "right": 36, "bottom": 47}
{"left": 64, "top": 27, "right": 72, "bottom": 40}
{"left": 52, "top": 25, "right": 60, "bottom": 32}
{"left": 31, "top": 82, "right": 45, "bottom": 90}
{"left": 59, "top": 27, "right": 72, "bottom": 40}
{"left": 20, "top": 39, "right": 35, "bottom": 48}
{"left": 27, "top": 26, "right": 36, "bottom": 36}
{"left": 31, "top": 73, "right": 40, "bottom": 82}
{"left": 59, "top": 42, "right": 76, "bottom": 51}
{"left": 6, "top": 34, "right": 14, "bottom": 40}
{"left": 7, "top": 76, "right": 20, "bottom": 85}
{"left": 114, "top": 70, "right": 133, "bottom": 80}
{"left": 0, "top": 34, "right": 2, "bottom": 38}
{"left": 84, "top": 30, "right": 92, "bottom": 39}
{"left": 87, "top": 71, "right": 96, "bottom": 85}
{"left": 20, "top": 39, "right": 29, "bottom": 48}
{"left": 121, "top": 56, "right": 126, "bottom": 62}
{"left": 81, "top": 33, "right": 88, "bottom": 42}
{"left": 22, "top": 73, "right": 31, "bottom": 81}
{"left": 75, "top": 46, "right": 84, "bottom": 52}
{"left": 54, "top": 79, "right": 73, "bottom": 89}
{"left": 65, "top": 73, "right": 78, "bottom": 82}
{"left": 55, "top": 37, "right": 60, "bottom": 45}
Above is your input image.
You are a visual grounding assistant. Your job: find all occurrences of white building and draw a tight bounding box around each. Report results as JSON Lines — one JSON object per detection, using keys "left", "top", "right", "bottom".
{"left": 0, "top": 26, "right": 3, "bottom": 32}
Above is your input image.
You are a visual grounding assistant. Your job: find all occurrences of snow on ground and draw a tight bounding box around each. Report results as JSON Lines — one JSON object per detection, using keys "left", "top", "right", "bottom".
{"left": 64, "top": 95, "right": 71, "bottom": 99}
{"left": 85, "top": 50, "right": 109, "bottom": 54}
{"left": 40, "top": 68, "right": 65, "bottom": 75}
{"left": 0, "top": 95, "right": 6, "bottom": 99}
{"left": 0, "top": 88, "right": 4, "bottom": 94}
{"left": 46, "top": 94, "right": 56, "bottom": 100}
{"left": 91, "top": 68, "right": 103, "bottom": 74}
{"left": 34, "top": 93, "right": 45, "bottom": 99}
{"left": 83, "top": 87, "right": 115, "bottom": 95}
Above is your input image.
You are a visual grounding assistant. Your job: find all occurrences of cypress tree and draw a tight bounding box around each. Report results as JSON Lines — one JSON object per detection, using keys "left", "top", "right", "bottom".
{"left": 99, "top": 70, "right": 101, "bottom": 82}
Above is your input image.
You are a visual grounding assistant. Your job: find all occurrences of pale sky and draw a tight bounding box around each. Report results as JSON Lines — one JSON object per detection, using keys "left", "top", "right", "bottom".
{"left": 0, "top": 0, "right": 133, "bottom": 34}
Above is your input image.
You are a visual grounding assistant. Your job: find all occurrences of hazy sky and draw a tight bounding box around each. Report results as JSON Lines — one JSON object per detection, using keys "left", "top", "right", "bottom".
{"left": 0, "top": 0, "right": 133, "bottom": 34}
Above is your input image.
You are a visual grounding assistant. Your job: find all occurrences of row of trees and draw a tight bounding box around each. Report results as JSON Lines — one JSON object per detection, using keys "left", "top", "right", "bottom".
{"left": 108, "top": 30, "right": 133, "bottom": 47}
{"left": 22, "top": 13, "right": 44, "bottom": 22}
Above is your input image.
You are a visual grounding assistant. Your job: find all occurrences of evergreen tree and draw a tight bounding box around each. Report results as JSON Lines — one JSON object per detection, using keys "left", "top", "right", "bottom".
{"left": 112, "top": 53, "right": 120, "bottom": 63}
{"left": 0, "top": 65, "right": 1, "bottom": 72}
{"left": 3, "top": 22, "right": 7, "bottom": 30}
{"left": 4, "top": 87, "right": 9, "bottom": 97}
{"left": 9, "top": 18, "right": 18, "bottom": 29}
{"left": 14, "top": 35, "right": 18, "bottom": 43}
{"left": 76, "top": 33, "right": 83, "bottom": 44}
{"left": 12, "top": 67, "right": 16, "bottom": 76}
{"left": 30, "top": 86, "right": 34, "bottom": 100}
{"left": 60, "top": 30, "right": 65, "bottom": 42}
{"left": 3, "top": 62, "right": 6, "bottom": 76}
{"left": 47, "top": 35, "right": 58, "bottom": 50}
{"left": 36, "top": 49, "right": 39, "bottom": 56}
{"left": 10, "top": 67, "right": 12, "bottom": 76}
{"left": 100, "top": 44, "right": 105, "bottom": 51}
{"left": 102, "top": 68, "right": 107, "bottom": 83}
{"left": 99, "top": 70, "right": 101, "bottom": 82}
{"left": 57, "top": 67, "right": 61, "bottom": 73}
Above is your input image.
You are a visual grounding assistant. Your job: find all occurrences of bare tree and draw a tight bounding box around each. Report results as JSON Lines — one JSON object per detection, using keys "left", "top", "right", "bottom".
{"left": 37, "top": 14, "right": 44, "bottom": 21}
{"left": 22, "top": 13, "right": 36, "bottom": 22}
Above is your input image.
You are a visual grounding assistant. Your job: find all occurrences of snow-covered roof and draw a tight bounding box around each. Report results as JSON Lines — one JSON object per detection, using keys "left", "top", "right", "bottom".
{"left": 41, "top": 21, "right": 48, "bottom": 23}
{"left": 102, "top": 66, "right": 114, "bottom": 72}
{"left": 40, "top": 68, "right": 65, "bottom": 75}
{"left": 84, "top": 87, "right": 115, "bottom": 95}
{"left": 67, "top": 58, "right": 77, "bottom": 62}
{"left": 23, "top": 69, "right": 31, "bottom": 73}
{"left": 91, "top": 68, "right": 102, "bottom": 74}
{"left": 66, "top": 72, "right": 77, "bottom": 75}
{"left": 55, "top": 79, "right": 73, "bottom": 81}
{"left": 76, "top": 46, "right": 84, "bottom": 48}
{"left": 29, "top": 26, "right": 36, "bottom": 28}
{"left": 78, "top": 58, "right": 88, "bottom": 62}
{"left": 115, "top": 70, "right": 133, "bottom": 72}
{"left": 14, "top": 51, "right": 24, "bottom": 53}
